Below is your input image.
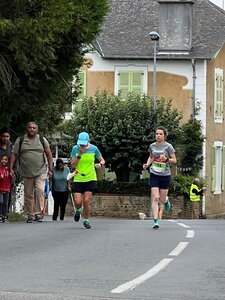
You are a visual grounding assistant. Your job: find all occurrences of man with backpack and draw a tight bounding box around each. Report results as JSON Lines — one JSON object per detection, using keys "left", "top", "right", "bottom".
{"left": 9, "top": 122, "right": 53, "bottom": 223}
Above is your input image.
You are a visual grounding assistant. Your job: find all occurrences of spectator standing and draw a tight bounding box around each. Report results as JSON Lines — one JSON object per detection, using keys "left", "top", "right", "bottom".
{"left": 51, "top": 158, "right": 70, "bottom": 221}
{"left": 70, "top": 132, "right": 105, "bottom": 229}
{"left": 0, "top": 127, "right": 17, "bottom": 214}
{"left": 9, "top": 122, "right": 53, "bottom": 223}
{"left": 0, "top": 154, "right": 11, "bottom": 222}
{"left": 190, "top": 178, "right": 206, "bottom": 219}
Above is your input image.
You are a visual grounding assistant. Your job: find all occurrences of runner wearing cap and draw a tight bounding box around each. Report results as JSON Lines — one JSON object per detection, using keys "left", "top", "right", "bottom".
{"left": 70, "top": 132, "right": 105, "bottom": 229}
{"left": 143, "top": 126, "right": 177, "bottom": 229}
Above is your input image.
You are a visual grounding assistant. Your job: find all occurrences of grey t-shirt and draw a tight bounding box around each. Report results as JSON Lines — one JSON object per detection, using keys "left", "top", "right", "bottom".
{"left": 13, "top": 134, "right": 49, "bottom": 177}
{"left": 148, "top": 141, "right": 175, "bottom": 176}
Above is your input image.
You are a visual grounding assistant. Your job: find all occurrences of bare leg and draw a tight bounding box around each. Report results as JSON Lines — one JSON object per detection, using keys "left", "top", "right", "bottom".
{"left": 74, "top": 193, "right": 83, "bottom": 210}
{"left": 151, "top": 187, "right": 160, "bottom": 220}
{"left": 83, "top": 191, "right": 93, "bottom": 220}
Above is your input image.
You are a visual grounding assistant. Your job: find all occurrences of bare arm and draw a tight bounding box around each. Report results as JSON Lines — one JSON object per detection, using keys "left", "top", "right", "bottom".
{"left": 95, "top": 156, "right": 106, "bottom": 169}
{"left": 168, "top": 152, "right": 177, "bottom": 165}
{"left": 45, "top": 147, "right": 53, "bottom": 177}
{"left": 9, "top": 153, "right": 17, "bottom": 176}
{"left": 143, "top": 155, "right": 153, "bottom": 169}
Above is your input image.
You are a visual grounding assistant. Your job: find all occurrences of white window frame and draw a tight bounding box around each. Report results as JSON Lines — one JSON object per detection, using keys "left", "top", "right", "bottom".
{"left": 114, "top": 66, "right": 148, "bottom": 96}
{"left": 214, "top": 68, "right": 223, "bottom": 123}
{"left": 213, "top": 141, "right": 223, "bottom": 195}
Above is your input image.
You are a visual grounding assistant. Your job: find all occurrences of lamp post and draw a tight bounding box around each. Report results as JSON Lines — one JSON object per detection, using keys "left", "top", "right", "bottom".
{"left": 148, "top": 31, "right": 160, "bottom": 113}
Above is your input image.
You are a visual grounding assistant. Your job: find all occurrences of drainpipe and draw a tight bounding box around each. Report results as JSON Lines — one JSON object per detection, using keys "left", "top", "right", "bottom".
{"left": 191, "top": 58, "right": 206, "bottom": 218}
{"left": 191, "top": 59, "right": 196, "bottom": 122}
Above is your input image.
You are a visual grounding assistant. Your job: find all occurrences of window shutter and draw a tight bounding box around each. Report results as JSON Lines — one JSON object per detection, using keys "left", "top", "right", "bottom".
{"left": 222, "top": 146, "right": 225, "bottom": 191}
{"left": 118, "top": 72, "right": 130, "bottom": 98}
{"left": 131, "top": 72, "right": 143, "bottom": 94}
{"left": 214, "top": 69, "right": 223, "bottom": 120}
{"left": 211, "top": 145, "right": 216, "bottom": 192}
{"left": 78, "top": 70, "right": 86, "bottom": 98}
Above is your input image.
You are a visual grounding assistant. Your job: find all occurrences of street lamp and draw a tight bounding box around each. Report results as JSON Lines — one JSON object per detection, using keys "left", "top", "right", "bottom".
{"left": 148, "top": 31, "right": 160, "bottom": 113}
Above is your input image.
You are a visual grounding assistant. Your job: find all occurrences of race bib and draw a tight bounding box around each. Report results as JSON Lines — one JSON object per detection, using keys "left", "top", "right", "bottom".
{"left": 152, "top": 162, "right": 167, "bottom": 173}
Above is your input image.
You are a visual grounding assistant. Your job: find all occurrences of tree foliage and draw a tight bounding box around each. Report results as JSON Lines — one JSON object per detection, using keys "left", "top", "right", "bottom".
{"left": 64, "top": 92, "right": 183, "bottom": 181}
{"left": 177, "top": 119, "right": 204, "bottom": 176}
{"left": 0, "top": 0, "right": 108, "bottom": 135}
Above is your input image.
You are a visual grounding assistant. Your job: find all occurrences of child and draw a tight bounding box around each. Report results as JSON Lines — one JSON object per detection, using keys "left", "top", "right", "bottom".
{"left": 0, "top": 154, "right": 11, "bottom": 223}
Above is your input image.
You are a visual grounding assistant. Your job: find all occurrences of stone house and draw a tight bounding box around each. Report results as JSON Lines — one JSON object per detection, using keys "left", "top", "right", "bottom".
{"left": 73, "top": 0, "right": 225, "bottom": 218}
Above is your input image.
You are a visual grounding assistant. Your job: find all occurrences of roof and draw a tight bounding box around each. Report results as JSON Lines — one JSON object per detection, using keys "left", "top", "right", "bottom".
{"left": 93, "top": 0, "right": 225, "bottom": 60}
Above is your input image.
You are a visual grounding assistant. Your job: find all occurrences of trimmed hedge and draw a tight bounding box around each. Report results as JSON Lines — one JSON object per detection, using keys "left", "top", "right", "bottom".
{"left": 96, "top": 175, "right": 197, "bottom": 198}
{"left": 96, "top": 179, "right": 150, "bottom": 196}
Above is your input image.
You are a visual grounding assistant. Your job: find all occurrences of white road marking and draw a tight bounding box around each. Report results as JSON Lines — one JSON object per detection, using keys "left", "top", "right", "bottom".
{"left": 111, "top": 258, "right": 173, "bottom": 294}
{"left": 169, "top": 242, "right": 189, "bottom": 256}
{"left": 186, "top": 230, "right": 195, "bottom": 238}
{"left": 177, "top": 222, "right": 190, "bottom": 228}
{"left": 111, "top": 221, "right": 194, "bottom": 294}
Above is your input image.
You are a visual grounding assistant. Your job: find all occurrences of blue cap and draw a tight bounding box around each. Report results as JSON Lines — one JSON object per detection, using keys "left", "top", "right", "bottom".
{"left": 77, "top": 132, "right": 89, "bottom": 146}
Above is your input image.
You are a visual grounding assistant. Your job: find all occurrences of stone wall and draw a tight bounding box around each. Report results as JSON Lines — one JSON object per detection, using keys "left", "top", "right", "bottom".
{"left": 90, "top": 194, "right": 193, "bottom": 219}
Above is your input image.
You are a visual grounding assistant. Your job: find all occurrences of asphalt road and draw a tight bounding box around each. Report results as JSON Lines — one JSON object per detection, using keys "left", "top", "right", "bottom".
{"left": 0, "top": 217, "right": 225, "bottom": 300}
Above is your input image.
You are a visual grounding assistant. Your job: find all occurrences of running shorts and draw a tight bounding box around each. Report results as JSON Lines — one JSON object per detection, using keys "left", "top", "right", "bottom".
{"left": 72, "top": 181, "right": 97, "bottom": 194}
{"left": 149, "top": 173, "right": 171, "bottom": 189}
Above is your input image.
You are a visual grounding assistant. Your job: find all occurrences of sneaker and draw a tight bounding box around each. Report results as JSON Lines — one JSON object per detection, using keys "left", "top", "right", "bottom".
{"left": 83, "top": 220, "right": 91, "bottom": 229}
{"left": 164, "top": 200, "right": 171, "bottom": 212}
{"left": 34, "top": 215, "right": 43, "bottom": 222}
{"left": 74, "top": 210, "right": 81, "bottom": 222}
{"left": 2, "top": 216, "right": 8, "bottom": 223}
{"left": 153, "top": 221, "right": 159, "bottom": 229}
{"left": 26, "top": 216, "right": 34, "bottom": 223}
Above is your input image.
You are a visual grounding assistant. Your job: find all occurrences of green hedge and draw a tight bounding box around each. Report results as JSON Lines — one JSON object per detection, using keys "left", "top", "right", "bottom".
{"left": 96, "top": 179, "right": 150, "bottom": 196}
{"left": 96, "top": 174, "right": 196, "bottom": 198}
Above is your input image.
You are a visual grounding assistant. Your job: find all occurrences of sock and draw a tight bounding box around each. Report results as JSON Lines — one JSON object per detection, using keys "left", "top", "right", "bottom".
{"left": 83, "top": 219, "right": 89, "bottom": 223}
{"left": 76, "top": 207, "right": 82, "bottom": 213}
{"left": 154, "top": 219, "right": 158, "bottom": 224}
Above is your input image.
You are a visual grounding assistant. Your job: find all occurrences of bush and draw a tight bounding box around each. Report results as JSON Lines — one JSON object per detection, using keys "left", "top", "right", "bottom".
{"left": 96, "top": 174, "right": 197, "bottom": 198}
{"left": 8, "top": 212, "right": 26, "bottom": 222}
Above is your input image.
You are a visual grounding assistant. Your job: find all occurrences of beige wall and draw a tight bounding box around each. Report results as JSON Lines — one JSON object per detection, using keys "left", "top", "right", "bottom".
{"left": 205, "top": 43, "right": 225, "bottom": 216}
{"left": 86, "top": 70, "right": 192, "bottom": 122}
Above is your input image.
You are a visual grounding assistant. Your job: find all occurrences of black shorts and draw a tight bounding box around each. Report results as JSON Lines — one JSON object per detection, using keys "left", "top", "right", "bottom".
{"left": 149, "top": 173, "right": 171, "bottom": 190}
{"left": 72, "top": 181, "right": 97, "bottom": 194}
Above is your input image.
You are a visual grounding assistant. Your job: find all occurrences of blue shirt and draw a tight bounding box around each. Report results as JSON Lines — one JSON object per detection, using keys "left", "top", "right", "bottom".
{"left": 53, "top": 166, "right": 70, "bottom": 192}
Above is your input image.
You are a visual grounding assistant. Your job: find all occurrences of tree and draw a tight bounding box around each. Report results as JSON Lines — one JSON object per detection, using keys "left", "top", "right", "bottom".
{"left": 0, "top": 0, "right": 108, "bottom": 135}
{"left": 177, "top": 119, "right": 204, "bottom": 175}
{"left": 64, "top": 92, "right": 183, "bottom": 181}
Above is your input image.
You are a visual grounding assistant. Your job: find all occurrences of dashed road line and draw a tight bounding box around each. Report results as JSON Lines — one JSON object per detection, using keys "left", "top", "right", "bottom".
{"left": 169, "top": 242, "right": 189, "bottom": 256}
{"left": 186, "top": 230, "right": 195, "bottom": 238}
{"left": 111, "top": 258, "right": 173, "bottom": 294}
{"left": 111, "top": 220, "right": 195, "bottom": 294}
{"left": 177, "top": 222, "right": 191, "bottom": 228}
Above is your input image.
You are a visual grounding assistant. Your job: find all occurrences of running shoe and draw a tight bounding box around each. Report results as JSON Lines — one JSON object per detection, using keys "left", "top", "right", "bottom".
{"left": 2, "top": 216, "right": 8, "bottom": 223}
{"left": 164, "top": 200, "right": 171, "bottom": 212}
{"left": 83, "top": 220, "right": 91, "bottom": 229}
{"left": 74, "top": 210, "right": 81, "bottom": 222}
{"left": 34, "top": 215, "right": 43, "bottom": 222}
{"left": 153, "top": 220, "right": 159, "bottom": 229}
{"left": 26, "top": 215, "right": 34, "bottom": 223}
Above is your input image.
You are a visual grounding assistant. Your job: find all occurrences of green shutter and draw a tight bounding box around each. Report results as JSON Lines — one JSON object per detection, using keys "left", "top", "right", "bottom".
{"left": 214, "top": 69, "right": 223, "bottom": 119}
{"left": 211, "top": 145, "right": 216, "bottom": 192}
{"left": 118, "top": 72, "right": 130, "bottom": 98}
{"left": 78, "top": 70, "right": 86, "bottom": 98}
{"left": 119, "top": 71, "right": 144, "bottom": 98}
{"left": 130, "top": 72, "right": 143, "bottom": 94}
{"left": 222, "top": 146, "right": 225, "bottom": 191}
